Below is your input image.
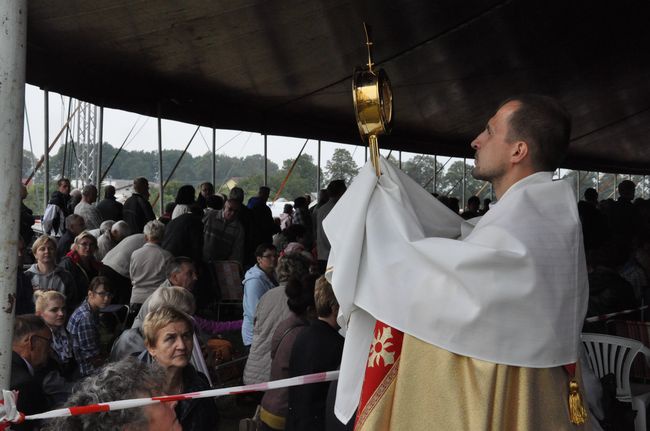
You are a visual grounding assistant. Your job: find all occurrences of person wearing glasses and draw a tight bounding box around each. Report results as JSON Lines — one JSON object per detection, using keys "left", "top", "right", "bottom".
{"left": 242, "top": 244, "right": 279, "bottom": 349}
{"left": 59, "top": 231, "right": 104, "bottom": 310}
{"left": 11, "top": 314, "right": 52, "bottom": 431}
{"left": 67, "top": 276, "right": 114, "bottom": 377}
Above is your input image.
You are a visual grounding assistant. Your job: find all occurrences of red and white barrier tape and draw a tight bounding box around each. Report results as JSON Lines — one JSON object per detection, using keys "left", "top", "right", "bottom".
{"left": 585, "top": 305, "right": 648, "bottom": 323}
{"left": 0, "top": 370, "right": 339, "bottom": 426}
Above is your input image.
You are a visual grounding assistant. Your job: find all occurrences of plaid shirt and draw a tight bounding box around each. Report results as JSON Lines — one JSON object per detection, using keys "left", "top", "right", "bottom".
{"left": 202, "top": 210, "right": 245, "bottom": 264}
{"left": 66, "top": 299, "right": 100, "bottom": 376}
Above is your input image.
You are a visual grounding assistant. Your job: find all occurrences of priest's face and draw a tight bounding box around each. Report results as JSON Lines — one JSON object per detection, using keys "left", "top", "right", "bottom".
{"left": 470, "top": 101, "right": 520, "bottom": 182}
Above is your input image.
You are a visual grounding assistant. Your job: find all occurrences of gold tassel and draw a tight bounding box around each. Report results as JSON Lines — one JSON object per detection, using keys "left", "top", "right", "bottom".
{"left": 568, "top": 378, "right": 587, "bottom": 425}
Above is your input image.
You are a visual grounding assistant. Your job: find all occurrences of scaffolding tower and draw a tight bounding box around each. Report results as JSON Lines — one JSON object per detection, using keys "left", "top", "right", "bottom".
{"left": 71, "top": 101, "right": 98, "bottom": 187}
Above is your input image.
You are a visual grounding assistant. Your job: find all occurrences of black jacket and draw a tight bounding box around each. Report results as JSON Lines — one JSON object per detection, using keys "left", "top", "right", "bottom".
{"left": 96, "top": 197, "right": 123, "bottom": 222}
{"left": 137, "top": 351, "right": 218, "bottom": 431}
{"left": 286, "top": 320, "right": 344, "bottom": 431}
{"left": 176, "top": 364, "right": 219, "bottom": 431}
{"left": 161, "top": 212, "right": 203, "bottom": 263}
{"left": 123, "top": 193, "right": 155, "bottom": 234}
{"left": 10, "top": 352, "right": 49, "bottom": 431}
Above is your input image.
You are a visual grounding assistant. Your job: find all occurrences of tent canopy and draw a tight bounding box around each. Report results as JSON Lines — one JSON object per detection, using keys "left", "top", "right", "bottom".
{"left": 26, "top": 0, "right": 650, "bottom": 173}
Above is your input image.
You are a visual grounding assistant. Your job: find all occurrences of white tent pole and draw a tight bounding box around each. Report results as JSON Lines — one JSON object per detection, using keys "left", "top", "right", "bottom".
{"left": 0, "top": 0, "right": 27, "bottom": 390}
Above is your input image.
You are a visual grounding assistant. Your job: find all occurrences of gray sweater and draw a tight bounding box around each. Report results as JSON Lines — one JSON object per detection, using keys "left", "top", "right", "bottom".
{"left": 243, "top": 284, "right": 291, "bottom": 385}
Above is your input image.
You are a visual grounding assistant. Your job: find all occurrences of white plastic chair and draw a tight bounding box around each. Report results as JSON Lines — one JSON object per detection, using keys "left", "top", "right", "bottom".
{"left": 582, "top": 333, "right": 650, "bottom": 431}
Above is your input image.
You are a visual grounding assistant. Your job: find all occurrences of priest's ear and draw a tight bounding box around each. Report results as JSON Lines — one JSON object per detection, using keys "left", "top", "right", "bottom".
{"left": 509, "top": 140, "right": 529, "bottom": 165}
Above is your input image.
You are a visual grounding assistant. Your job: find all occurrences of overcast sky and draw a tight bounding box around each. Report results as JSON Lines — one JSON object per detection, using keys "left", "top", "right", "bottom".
{"left": 23, "top": 84, "right": 433, "bottom": 171}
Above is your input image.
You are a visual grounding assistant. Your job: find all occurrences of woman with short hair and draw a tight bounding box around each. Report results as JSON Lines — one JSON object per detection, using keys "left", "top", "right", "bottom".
{"left": 140, "top": 306, "right": 218, "bottom": 431}
{"left": 58, "top": 231, "right": 104, "bottom": 310}
{"left": 44, "top": 358, "right": 180, "bottom": 431}
{"left": 171, "top": 184, "right": 196, "bottom": 220}
{"left": 26, "top": 235, "right": 78, "bottom": 309}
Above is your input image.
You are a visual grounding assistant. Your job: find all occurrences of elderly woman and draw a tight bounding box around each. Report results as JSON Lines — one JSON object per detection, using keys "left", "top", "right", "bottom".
{"left": 25, "top": 235, "right": 79, "bottom": 309}
{"left": 140, "top": 306, "right": 218, "bottom": 431}
{"left": 44, "top": 358, "right": 181, "bottom": 431}
{"left": 260, "top": 274, "right": 317, "bottom": 430}
{"left": 129, "top": 220, "right": 173, "bottom": 310}
{"left": 111, "top": 285, "right": 214, "bottom": 384}
{"left": 59, "top": 231, "right": 104, "bottom": 310}
{"left": 243, "top": 252, "right": 312, "bottom": 385}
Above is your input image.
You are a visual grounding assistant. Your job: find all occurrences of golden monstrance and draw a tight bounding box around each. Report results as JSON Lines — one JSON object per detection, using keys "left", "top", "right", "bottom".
{"left": 352, "top": 23, "right": 393, "bottom": 177}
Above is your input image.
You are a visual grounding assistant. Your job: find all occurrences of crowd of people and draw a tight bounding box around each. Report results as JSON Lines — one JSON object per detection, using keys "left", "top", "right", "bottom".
{"left": 12, "top": 99, "right": 649, "bottom": 429}
{"left": 12, "top": 176, "right": 350, "bottom": 431}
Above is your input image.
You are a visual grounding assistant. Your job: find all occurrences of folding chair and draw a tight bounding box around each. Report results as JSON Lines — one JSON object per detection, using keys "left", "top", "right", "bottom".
{"left": 582, "top": 333, "right": 650, "bottom": 431}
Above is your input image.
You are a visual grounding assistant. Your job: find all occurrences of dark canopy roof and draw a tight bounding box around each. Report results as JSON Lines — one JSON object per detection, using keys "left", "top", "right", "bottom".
{"left": 26, "top": 0, "right": 650, "bottom": 174}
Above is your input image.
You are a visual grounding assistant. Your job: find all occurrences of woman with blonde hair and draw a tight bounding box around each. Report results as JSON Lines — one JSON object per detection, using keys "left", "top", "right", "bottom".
{"left": 35, "top": 290, "right": 76, "bottom": 404}
{"left": 140, "top": 306, "right": 218, "bottom": 431}
{"left": 25, "top": 235, "right": 78, "bottom": 309}
{"left": 59, "top": 231, "right": 104, "bottom": 310}
{"left": 34, "top": 290, "right": 73, "bottom": 369}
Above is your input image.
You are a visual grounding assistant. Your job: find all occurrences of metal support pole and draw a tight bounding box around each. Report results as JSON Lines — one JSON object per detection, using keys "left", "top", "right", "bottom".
{"left": 212, "top": 128, "right": 216, "bottom": 186}
{"left": 97, "top": 106, "right": 103, "bottom": 191}
{"left": 596, "top": 172, "right": 600, "bottom": 193}
{"left": 44, "top": 90, "right": 50, "bottom": 209}
{"left": 317, "top": 140, "right": 322, "bottom": 190}
{"left": 0, "top": 0, "right": 27, "bottom": 390}
{"left": 462, "top": 158, "right": 467, "bottom": 206}
{"left": 398, "top": 151, "right": 402, "bottom": 170}
{"left": 264, "top": 134, "right": 268, "bottom": 186}
{"left": 157, "top": 110, "right": 164, "bottom": 216}
{"left": 433, "top": 155, "right": 437, "bottom": 193}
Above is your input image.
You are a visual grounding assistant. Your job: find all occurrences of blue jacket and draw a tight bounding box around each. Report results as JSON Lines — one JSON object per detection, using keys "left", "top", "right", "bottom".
{"left": 242, "top": 264, "right": 277, "bottom": 345}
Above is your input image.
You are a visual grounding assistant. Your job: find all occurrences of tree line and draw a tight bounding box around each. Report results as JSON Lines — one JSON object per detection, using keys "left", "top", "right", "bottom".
{"left": 22, "top": 142, "right": 499, "bottom": 215}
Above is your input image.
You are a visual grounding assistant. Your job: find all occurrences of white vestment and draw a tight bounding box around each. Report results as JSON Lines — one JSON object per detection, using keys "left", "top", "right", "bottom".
{"left": 324, "top": 158, "right": 588, "bottom": 422}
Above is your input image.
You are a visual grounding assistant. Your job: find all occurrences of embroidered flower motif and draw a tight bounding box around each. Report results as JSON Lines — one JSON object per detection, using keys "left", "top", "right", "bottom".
{"left": 367, "top": 325, "right": 395, "bottom": 368}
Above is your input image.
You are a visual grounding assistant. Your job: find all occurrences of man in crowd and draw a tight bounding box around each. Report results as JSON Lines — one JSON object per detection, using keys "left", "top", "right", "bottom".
{"left": 97, "top": 184, "right": 123, "bottom": 222}
{"left": 74, "top": 184, "right": 102, "bottom": 230}
{"left": 462, "top": 195, "right": 481, "bottom": 219}
{"left": 316, "top": 180, "right": 346, "bottom": 273}
{"left": 326, "top": 95, "right": 588, "bottom": 429}
{"left": 131, "top": 256, "right": 199, "bottom": 328}
{"left": 203, "top": 198, "right": 245, "bottom": 266}
{"left": 55, "top": 177, "right": 72, "bottom": 216}
{"left": 56, "top": 214, "right": 86, "bottom": 260}
{"left": 246, "top": 186, "right": 278, "bottom": 267}
{"left": 96, "top": 220, "right": 130, "bottom": 260}
{"left": 11, "top": 315, "right": 52, "bottom": 430}
{"left": 20, "top": 183, "right": 35, "bottom": 246}
{"left": 129, "top": 220, "right": 172, "bottom": 311}
{"left": 101, "top": 232, "right": 146, "bottom": 304}
{"left": 197, "top": 181, "right": 215, "bottom": 209}
{"left": 123, "top": 177, "right": 155, "bottom": 233}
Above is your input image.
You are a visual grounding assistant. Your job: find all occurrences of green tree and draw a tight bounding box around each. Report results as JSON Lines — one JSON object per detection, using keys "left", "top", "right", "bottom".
{"left": 438, "top": 161, "right": 490, "bottom": 205}
{"left": 325, "top": 149, "right": 359, "bottom": 185}
{"left": 402, "top": 155, "right": 440, "bottom": 189}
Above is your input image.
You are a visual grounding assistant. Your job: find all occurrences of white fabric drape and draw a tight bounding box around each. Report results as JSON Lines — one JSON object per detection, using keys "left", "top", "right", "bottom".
{"left": 324, "top": 158, "right": 588, "bottom": 422}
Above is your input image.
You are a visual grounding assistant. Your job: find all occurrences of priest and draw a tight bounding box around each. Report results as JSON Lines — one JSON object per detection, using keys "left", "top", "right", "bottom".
{"left": 324, "top": 95, "right": 589, "bottom": 430}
